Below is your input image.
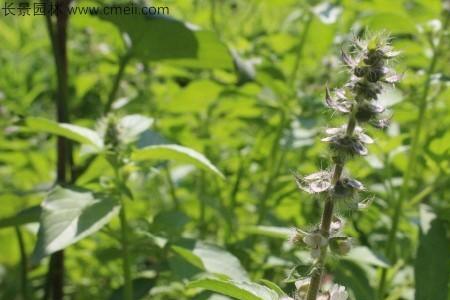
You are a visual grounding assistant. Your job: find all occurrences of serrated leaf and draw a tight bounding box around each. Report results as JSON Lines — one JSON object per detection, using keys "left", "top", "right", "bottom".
{"left": 25, "top": 117, "right": 103, "bottom": 149}
{"left": 132, "top": 144, "right": 224, "bottom": 178}
{"left": 188, "top": 278, "right": 279, "bottom": 300}
{"left": 415, "top": 205, "right": 449, "bottom": 300}
{"left": 0, "top": 206, "right": 41, "bottom": 229}
{"left": 32, "top": 186, "right": 120, "bottom": 262}
{"left": 172, "top": 241, "right": 249, "bottom": 281}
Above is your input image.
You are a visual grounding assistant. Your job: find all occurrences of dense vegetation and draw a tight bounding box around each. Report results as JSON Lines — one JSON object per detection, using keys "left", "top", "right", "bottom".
{"left": 0, "top": 1, "right": 449, "bottom": 300}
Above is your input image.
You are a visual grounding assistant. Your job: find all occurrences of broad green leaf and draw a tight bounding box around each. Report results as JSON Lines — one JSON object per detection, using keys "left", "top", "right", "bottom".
{"left": 188, "top": 278, "right": 279, "bottom": 300}
{"left": 117, "top": 114, "right": 153, "bottom": 144}
{"left": 344, "top": 246, "right": 390, "bottom": 268}
{"left": 151, "top": 210, "right": 189, "bottom": 236}
{"left": 0, "top": 206, "right": 41, "bottom": 229}
{"left": 32, "top": 186, "right": 120, "bottom": 262}
{"left": 258, "top": 279, "right": 286, "bottom": 297}
{"left": 132, "top": 144, "right": 224, "bottom": 178}
{"left": 25, "top": 117, "right": 103, "bottom": 149}
{"left": 415, "top": 205, "right": 449, "bottom": 300}
{"left": 172, "top": 241, "right": 249, "bottom": 281}
{"left": 429, "top": 131, "right": 450, "bottom": 155}
{"left": 161, "top": 80, "right": 223, "bottom": 113}
{"left": 242, "top": 226, "right": 291, "bottom": 239}
{"left": 109, "top": 277, "right": 156, "bottom": 300}
{"left": 172, "top": 245, "right": 205, "bottom": 270}
{"left": 99, "top": 13, "right": 233, "bottom": 69}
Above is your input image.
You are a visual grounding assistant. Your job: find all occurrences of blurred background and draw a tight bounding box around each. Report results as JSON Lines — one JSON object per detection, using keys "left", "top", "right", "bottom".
{"left": 0, "top": 0, "right": 449, "bottom": 299}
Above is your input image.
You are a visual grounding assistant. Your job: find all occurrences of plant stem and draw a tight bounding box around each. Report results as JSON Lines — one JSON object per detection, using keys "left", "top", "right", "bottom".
{"left": 15, "top": 226, "right": 30, "bottom": 300}
{"left": 377, "top": 12, "right": 449, "bottom": 299}
{"left": 164, "top": 164, "right": 179, "bottom": 209}
{"left": 104, "top": 53, "right": 131, "bottom": 115}
{"left": 113, "top": 165, "right": 133, "bottom": 300}
{"left": 289, "top": 12, "right": 313, "bottom": 86}
{"left": 306, "top": 113, "right": 354, "bottom": 300}
{"left": 119, "top": 198, "right": 133, "bottom": 300}
{"left": 210, "top": 0, "right": 218, "bottom": 32}
{"left": 198, "top": 171, "right": 207, "bottom": 237}
{"left": 257, "top": 110, "right": 286, "bottom": 223}
{"left": 44, "top": 0, "right": 72, "bottom": 299}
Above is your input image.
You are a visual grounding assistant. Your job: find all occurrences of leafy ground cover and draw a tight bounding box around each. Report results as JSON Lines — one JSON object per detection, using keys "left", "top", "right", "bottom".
{"left": 0, "top": 0, "right": 449, "bottom": 300}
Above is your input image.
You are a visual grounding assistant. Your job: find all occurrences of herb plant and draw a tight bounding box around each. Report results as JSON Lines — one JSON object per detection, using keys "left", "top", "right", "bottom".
{"left": 0, "top": 1, "right": 449, "bottom": 300}
{"left": 291, "top": 33, "right": 400, "bottom": 300}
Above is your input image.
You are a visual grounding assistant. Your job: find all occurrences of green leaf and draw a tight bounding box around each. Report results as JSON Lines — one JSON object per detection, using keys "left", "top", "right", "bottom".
{"left": 188, "top": 278, "right": 279, "bottom": 300}
{"left": 109, "top": 277, "right": 156, "bottom": 300}
{"left": 258, "top": 279, "right": 286, "bottom": 297}
{"left": 334, "top": 260, "right": 375, "bottom": 300}
{"left": 172, "top": 241, "right": 249, "bottom": 281}
{"left": 415, "top": 205, "right": 449, "bottom": 300}
{"left": 32, "top": 186, "right": 120, "bottom": 262}
{"left": 117, "top": 114, "right": 153, "bottom": 144}
{"left": 161, "top": 80, "right": 223, "bottom": 113}
{"left": 99, "top": 13, "right": 233, "bottom": 69}
{"left": 132, "top": 144, "right": 224, "bottom": 178}
{"left": 344, "top": 246, "right": 390, "bottom": 268}
{"left": 25, "top": 117, "right": 103, "bottom": 149}
{"left": 242, "top": 226, "right": 291, "bottom": 239}
{"left": 0, "top": 206, "right": 41, "bottom": 229}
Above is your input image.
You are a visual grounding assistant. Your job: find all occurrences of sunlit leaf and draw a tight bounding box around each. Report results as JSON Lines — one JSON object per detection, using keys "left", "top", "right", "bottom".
{"left": 132, "top": 144, "right": 224, "bottom": 178}
{"left": 242, "top": 226, "right": 291, "bottom": 239}
{"left": 172, "top": 241, "right": 249, "bottom": 281}
{"left": 99, "top": 13, "right": 233, "bottom": 69}
{"left": 32, "top": 186, "right": 120, "bottom": 262}
{"left": 344, "top": 246, "right": 390, "bottom": 268}
{"left": 25, "top": 117, "right": 103, "bottom": 149}
{"left": 117, "top": 114, "right": 154, "bottom": 143}
{"left": 188, "top": 278, "right": 279, "bottom": 300}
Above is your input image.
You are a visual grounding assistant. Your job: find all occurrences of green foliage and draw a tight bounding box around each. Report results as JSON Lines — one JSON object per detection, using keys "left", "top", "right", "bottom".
{"left": 414, "top": 205, "right": 449, "bottom": 300}
{"left": 32, "top": 186, "right": 120, "bottom": 262}
{"left": 25, "top": 117, "right": 103, "bottom": 149}
{"left": 99, "top": 12, "right": 233, "bottom": 69}
{"left": 188, "top": 278, "right": 279, "bottom": 300}
{"left": 172, "top": 241, "right": 248, "bottom": 281}
{"left": 0, "top": 0, "right": 449, "bottom": 299}
{"left": 132, "top": 145, "right": 224, "bottom": 178}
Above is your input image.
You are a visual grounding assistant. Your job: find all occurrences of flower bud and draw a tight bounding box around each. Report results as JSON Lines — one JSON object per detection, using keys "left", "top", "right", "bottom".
{"left": 303, "top": 232, "right": 328, "bottom": 258}
{"left": 288, "top": 228, "right": 307, "bottom": 246}
{"left": 329, "top": 237, "right": 352, "bottom": 255}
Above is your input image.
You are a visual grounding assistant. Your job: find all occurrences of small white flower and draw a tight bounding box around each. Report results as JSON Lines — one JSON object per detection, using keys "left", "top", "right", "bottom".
{"left": 329, "top": 284, "right": 349, "bottom": 300}
{"left": 294, "top": 171, "right": 332, "bottom": 194}
{"left": 303, "top": 232, "right": 328, "bottom": 248}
